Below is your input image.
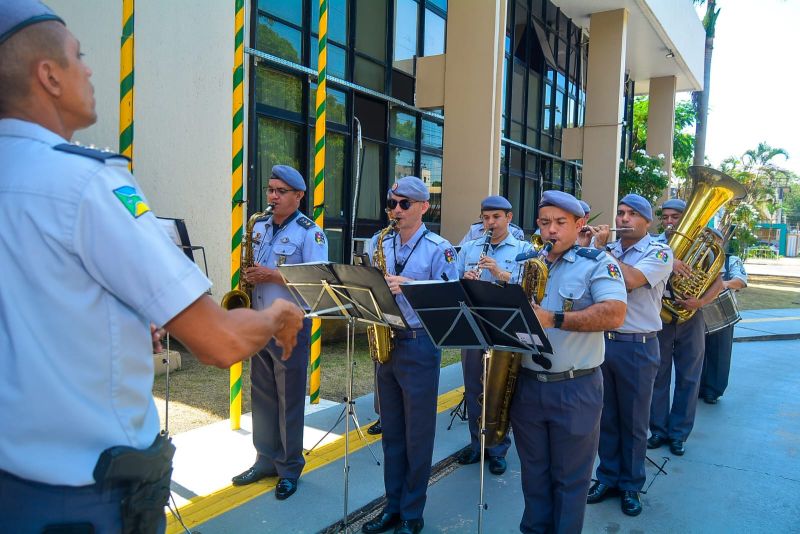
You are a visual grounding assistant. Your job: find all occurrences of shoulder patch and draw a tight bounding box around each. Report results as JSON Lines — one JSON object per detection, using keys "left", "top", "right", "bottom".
{"left": 444, "top": 247, "right": 456, "bottom": 263}
{"left": 606, "top": 263, "right": 622, "bottom": 279}
{"left": 296, "top": 216, "right": 314, "bottom": 229}
{"left": 655, "top": 250, "right": 670, "bottom": 263}
{"left": 314, "top": 231, "right": 326, "bottom": 245}
{"left": 53, "top": 143, "right": 130, "bottom": 163}
{"left": 576, "top": 247, "right": 604, "bottom": 260}
{"left": 112, "top": 185, "right": 150, "bottom": 218}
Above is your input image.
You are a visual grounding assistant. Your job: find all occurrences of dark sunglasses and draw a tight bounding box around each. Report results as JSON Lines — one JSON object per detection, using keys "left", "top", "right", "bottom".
{"left": 387, "top": 198, "right": 419, "bottom": 210}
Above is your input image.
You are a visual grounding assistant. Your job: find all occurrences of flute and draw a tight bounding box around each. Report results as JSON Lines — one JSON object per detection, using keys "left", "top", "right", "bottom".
{"left": 580, "top": 226, "right": 634, "bottom": 233}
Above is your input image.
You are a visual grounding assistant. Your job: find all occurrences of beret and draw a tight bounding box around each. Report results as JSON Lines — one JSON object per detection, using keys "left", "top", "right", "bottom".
{"left": 539, "top": 190, "right": 585, "bottom": 217}
{"left": 0, "top": 0, "right": 63, "bottom": 45}
{"left": 661, "top": 198, "right": 687, "bottom": 212}
{"left": 271, "top": 165, "right": 306, "bottom": 191}
{"left": 388, "top": 175, "right": 430, "bottom": 201}
{"left": 579, "top": 200, "right": 591, "bottom": 214}
{"left": 481, "top": 195, "right": 512, "bottom": 211}
{"left": 619, "top": 193, "right": 653, "bottom": 222}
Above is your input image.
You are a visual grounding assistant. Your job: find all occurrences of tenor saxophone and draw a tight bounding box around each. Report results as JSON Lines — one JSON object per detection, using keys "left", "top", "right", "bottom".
{"left": 367, "top": 218, "right": 397, "bottom": 364}
{"left": 220, "top": 203, "right": 274, "bottom": 311}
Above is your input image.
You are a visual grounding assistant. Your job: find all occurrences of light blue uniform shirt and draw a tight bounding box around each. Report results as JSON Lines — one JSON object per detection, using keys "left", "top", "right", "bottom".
{"left": 607, "top": 234, "right": 673, "bottom": 333}
{"left": 522, "top": 246, "right": 627, "bottom": 373}
{"left": 458, "top": 221, "right": 525, "bottom": 247}
{"left": 368, "top": 224, "right": 459, "bottom": 328}
{"left": 0, "top": 119, "right": 210, "bottom": 486}
{"left": 723, "top": 255, "right": 747, "bottom": 285}
{"left": 251, "top": 211, "right": 328, "bottom": 310}
{"left": 457, "top": 232, "right": 532, "bottom": 284}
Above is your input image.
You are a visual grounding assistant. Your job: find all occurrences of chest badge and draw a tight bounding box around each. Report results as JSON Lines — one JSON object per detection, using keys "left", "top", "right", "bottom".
{"left": 281, "top": 237, "right": 289, "bottom": 243}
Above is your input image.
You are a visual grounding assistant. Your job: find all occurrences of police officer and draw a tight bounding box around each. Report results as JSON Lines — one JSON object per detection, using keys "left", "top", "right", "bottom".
{"left": 648, "top": 199, "right": 723, "bottom": 457}
{"left": 511, "top": 191, "right": 627, "bottom": 534}
{"left": 455, "top": 195, "right": 532, "bottom": 475}
{"left": 586, "top": 194, "right": 673, "bottom": 517}
{"left": 0, "top": 3, "right": 303, "bottom": 532}
{"left": 231, "top": 165, "right": 328, "bottom": 500}
{"left": 700, "top": 228, "right": 747, "bottom": 404}
{"left": 362, "top": 176, "right": 458, "bottom": 534}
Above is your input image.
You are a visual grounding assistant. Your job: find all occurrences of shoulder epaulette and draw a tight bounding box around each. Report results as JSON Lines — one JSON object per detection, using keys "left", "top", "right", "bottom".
{"left": 295, "top": 216, "right": 314, "bottom": 229}
{"left": 53, "top": 143, "right": 129, "bottom": 163}
{"left": 576, "top": 247, "right": 605, "bottom": 260}
{"left": 424, "top": 232, "right": 447, "bottom": 246}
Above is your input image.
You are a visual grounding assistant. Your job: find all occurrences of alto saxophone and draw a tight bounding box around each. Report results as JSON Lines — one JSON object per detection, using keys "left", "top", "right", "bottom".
{"left": 367, "top": 218, "right": 397, "bottom": 364}
{"left": 220, "top": 203, "right": 274, "bottom": 311}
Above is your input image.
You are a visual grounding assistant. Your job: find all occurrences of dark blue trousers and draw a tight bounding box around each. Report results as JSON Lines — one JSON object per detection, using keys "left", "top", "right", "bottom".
{"left": 597, "top": 337, "right": 660, "bottom": 491}
{"left": 651, "top": 313, "right": 705, "bottom": 441}
{"left": 510, "top": 369, "right": 603, "bottom": 534}
{"left": 251, "top": 318, "right": 310, "bottom": 479}
{"left": 700, "top": 324, "right": 734, "bottom": 398}
{"left": 461, "top": 349, "right": 511, "bottom": 457}
{"left": 0, "top": 468, "right": 165, "bottom": 534}
{"left": 377, "top": 331, "right": 441, "bottom": 520}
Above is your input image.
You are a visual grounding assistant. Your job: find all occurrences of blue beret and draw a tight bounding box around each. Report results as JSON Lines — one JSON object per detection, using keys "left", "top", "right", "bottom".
{"left": 661, "top": 198, "right": 687, "bottom": 212}
{"left": 271, "top": 165, "right": 305, "bottom": 191}
{"left": 579, "top": 200, "right": 591, "bottom": 214}
{"left": 619, "top": 194, "right": 653, "bottom": 222}
{"left": 538, "top": 190, "right": 585, "bottom": 217}
{"left": 0, "top": 0, "right": 63, "bottom": 44}
{"left": 709, "top": 227, "right": 725, "bottom": 241}
{"left": 388, "top": 176, "right": 429, "bottom": 201}
{"left": 481, "top": 195, "right": 512, "bottom": 211}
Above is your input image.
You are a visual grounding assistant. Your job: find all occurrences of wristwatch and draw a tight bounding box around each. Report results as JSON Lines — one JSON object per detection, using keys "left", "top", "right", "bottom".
{"left": 553, "top": 311, "right": 565, "bottom": 329}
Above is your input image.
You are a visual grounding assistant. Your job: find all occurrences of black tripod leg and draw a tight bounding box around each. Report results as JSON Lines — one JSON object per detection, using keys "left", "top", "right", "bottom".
{"left": 641, "top": 455, "right": 670, "bottom": 494}
{"left": 305, "top": 404, "right": 347, "bottom": 455}
{"left": 447, "top": 393, "right": 467, "bottom": 430}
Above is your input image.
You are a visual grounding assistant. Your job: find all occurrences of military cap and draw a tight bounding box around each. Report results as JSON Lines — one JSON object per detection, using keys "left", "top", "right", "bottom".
{"left": 271, "top": 165, "right": 306, "bottom": 191}
{"left": 579, "top": 200, "right": 591, "bottom": 215}
{"left": 619, "top": 193, "right": 654, "bottom": 222}
{"left": 709, "top": 227, "right": 725, "bottom": 241}
{"left": 0, "top": 0, "right": 63, "bottom": 45}
{"left": 538, "top": 190, "right": 585, "bottom": 217}
{"left": 388, "top": 176, "right": 430, "bottom": 201}
{"left": 661, "top": 198, "right": 687, "bottom": 212}
{"left": 481, "top": 195, "right": 512, "bottom": 211}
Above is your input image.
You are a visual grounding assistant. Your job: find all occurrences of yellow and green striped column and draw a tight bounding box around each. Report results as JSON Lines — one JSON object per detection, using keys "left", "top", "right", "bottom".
{"left": 119, "top": 0, "right": 134, "bottom": 170}
{"left": 309, "top": 0, "right": 328, "bottom": 404}
{"left": 229, "top": 0, "right": 246, "bottom": 430}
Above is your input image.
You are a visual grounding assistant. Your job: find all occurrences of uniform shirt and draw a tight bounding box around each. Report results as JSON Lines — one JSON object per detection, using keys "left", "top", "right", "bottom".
{"left": 607, "top": 234, "right": 673, "bottom": 333}
{"left": 458, "top": 221, "right": 525, "bottom": 247}
{"left": 368, "top": 224, "right": 459, "bottom": 329}
{"left": 723, "top": 254, "right": 747, "bottom": 285}
{"left": 457, "top": 232, "right": 533, "bottom": 284}
{"left": 0, "top": 119, "right": 211, "bottom": 486}
{"left": 522, "top": 246, "right": 627, "bottom": 373}
{"left": 251, "top": 210, "right": 328, "bottom": 310}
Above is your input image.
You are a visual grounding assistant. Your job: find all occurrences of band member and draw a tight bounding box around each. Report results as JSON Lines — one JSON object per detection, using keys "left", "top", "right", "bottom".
{"left": 587, "top": 194, "right": 673, "bottom": 517}
{"left": 648, "top": 199, "right": 723, "bottom": 457}
{"left": 455, "top": 195, "right": 532, "bottom": 475}
{"left": 459, "top": 216, "right": 524, "bottom": 246}
{"left": 362, "top": 176, "right": 458, "bottom": 534}
{"left": 513, "top": 191, "right": 627, "bottom": 533}
{"left": 231, "top": 165, "right": 328, "bottom": 500}
{"left": 700, "top": 228, "right": 747, "bottom": 404}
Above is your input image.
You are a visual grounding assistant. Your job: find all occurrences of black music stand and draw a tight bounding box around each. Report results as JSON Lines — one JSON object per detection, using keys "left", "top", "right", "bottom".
{"left": 278, "top": 262, "right": 406, "bottom": 533}
{"left": 401, "top": 279, "right": 551, "bottom": 534}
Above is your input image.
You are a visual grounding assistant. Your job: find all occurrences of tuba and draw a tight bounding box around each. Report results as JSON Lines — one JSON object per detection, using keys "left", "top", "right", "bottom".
{"left": 367, "top": 217, "right": 397, "bottom": 364}
{"left": 479, "top": 238, "right": 554, "bottom": 448}
{"left": 660, "top": 166, "right": 746, "bottom": 324}
{"left": 221, "top": 203, "right": 274, "bottom": 311}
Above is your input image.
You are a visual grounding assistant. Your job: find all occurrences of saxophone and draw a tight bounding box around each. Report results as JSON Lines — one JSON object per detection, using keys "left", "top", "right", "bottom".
{"left": 220, "top": 203, "right": 274, "bottom": 311}
{"left": 367, "top": 218, "right": 397, "bottom": 364}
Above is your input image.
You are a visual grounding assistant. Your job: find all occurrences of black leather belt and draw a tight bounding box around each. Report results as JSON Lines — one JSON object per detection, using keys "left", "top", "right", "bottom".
{"left": 520, "top": 366, "right": 597, "bottom": 383}
{"left": 605, "top": 331, "right": 658, "bottom": 343}
{"left": 392, "top": 328, "right": 427, "bottom": 340}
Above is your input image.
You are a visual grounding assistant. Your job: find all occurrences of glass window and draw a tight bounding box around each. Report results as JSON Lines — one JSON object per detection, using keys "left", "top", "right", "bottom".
{"left": 256, "top": 16, "right": 302, "bottom": 63}
{"left": 420, "top": 153, "right": 442, "bottom": 224}
{"left": 524, "top": 177, "right": 538, "bottom": 228}
{"left": 554, "top": 89, "right": 564, "bottom": 134}
{"left": 308, "top": 85, "right": 347, "bottom": 125}
{"left": 508, "top": 174, "right": 521, "bottom": 215}
{"left": 310, "top": 41, "right": 347, "bottom": 79}
{"left": 322, "top": 132, "right": 346, "bottom": 219}
{"left": 510, "top": 61, "right": 525, "bottom": 120}
{"left": 513, "top": 2, "right": 528, "bottom": 62}
{"left": 392, "top": 148, "right": 416, "bottom": 181}
{"left": 257, "top": 117, "right": 303, "bottom": 209}
{"left": 354, "top": 56, "right": 385, "bottom": 92}
{"left": 427, "top": 0, "right": 447, "bottom": 12}
{"left": 527, "top": 70, "right": 541, "bottom": 129}
{"left": 325, "top": 228, "right": 344, "bottom": 264}
{"left": 255, "top": 67, "right": 302, "bottom": 113}
{"left": 312, "top": 0, "right": 348, "bottom": 44}
{"left": 394, "top": 0, "right": 418, "bottom": 73}
{"left": 423, "top": 9, "right": 445, "bottom": 55}
{"left": 509, "top": 121, "right": 523, "bottom": 143}
{"left": 356, "top": 0, "right": 387, "bottom": 60}
{"left": 259, "top": 0, "right": 302, "bottom": 26}
{"left": 552, "top": 161, "right": 563, "bottom": 187}
{"left": 390, "top": 109, "right": 416, "bottom": 143}
{"left": 356, "top": 141, "right": 384, "bottom": 219}
{"left": 354, "top": 95, "right": 387, "bottom": 141}
{"left": 421, "top": 119, "right": 443, "bottom": 149}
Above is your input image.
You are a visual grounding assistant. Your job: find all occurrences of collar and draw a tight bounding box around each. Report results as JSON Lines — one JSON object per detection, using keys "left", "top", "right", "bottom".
{"left": 267, "top": 210, "right": 301, "bottom": 232}
{"left": 550, "top": 245, "right": 579, "bottom": 265}
{"left": 0, "top": 118, "right": 68, "bottom": 146}
{"left": 397, "top": 223, "right": 428, "bottom": 249}
{"left": 614, "top": 233, "right": 653, "bottom": 253}
{"left": 492, "top": 231, "right": 519, "bottom": 249}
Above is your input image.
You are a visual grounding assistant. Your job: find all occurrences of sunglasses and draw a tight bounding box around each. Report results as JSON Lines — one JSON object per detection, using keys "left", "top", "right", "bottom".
{"left": 387, "top": 198, "right": 419, "bottom": 210}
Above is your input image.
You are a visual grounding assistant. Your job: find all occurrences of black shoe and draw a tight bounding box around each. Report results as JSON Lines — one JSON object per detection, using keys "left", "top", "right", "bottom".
{"left": 703, "top": 395, "right": 719, "bottom": 404}
{"left": 367, "top": 420, "right": 383, "bottom": 435}
{"left": 488, "top": 456, "right": 507, "bottom": 475}
{"left": 395, "top": 519, "right": 424, "bottom": 534}
{"left": 275, "top": 478, "right": 298, "bottom": 500}
{"left": 587, "top": 481, "right": 618, "bottom": 504}
{"left": 362, "top": 512, "right": 401, "bottom": 534}
{"left": 231, "top": 466, "right": 272, "bottom": 486}
{"left": 669, "top": 439, "right": 685, "bottom": 456}
{"left": 456, "top": 446, "right": 480, "bottom": 465}
{"left": 621, "top": 490, "right": 642, "bottom": 516}
{"left": 647, "top": 434, "right": 668, "bottom": 449}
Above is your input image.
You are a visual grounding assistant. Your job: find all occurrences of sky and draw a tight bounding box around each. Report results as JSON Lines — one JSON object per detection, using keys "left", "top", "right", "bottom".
{"left": 690, "top": 0, "right": 800, "bottom": 175}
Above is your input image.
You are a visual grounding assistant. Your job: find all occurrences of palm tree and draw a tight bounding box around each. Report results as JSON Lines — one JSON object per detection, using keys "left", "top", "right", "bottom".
{"left": 692, "top": 0, "right": 720, "bottom": 166}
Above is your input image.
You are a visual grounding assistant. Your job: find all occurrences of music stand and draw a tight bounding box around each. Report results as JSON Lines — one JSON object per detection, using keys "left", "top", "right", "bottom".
{"left": 278, "top": 262, "right": 406, "bottom": 533}
{"left": 402, "top": 279, "right": 551, "bottom": 534}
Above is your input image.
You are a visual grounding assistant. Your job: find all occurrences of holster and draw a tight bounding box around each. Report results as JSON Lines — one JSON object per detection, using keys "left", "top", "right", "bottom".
{"left": 92, "top": 433, "right": 176, "bottom": 534}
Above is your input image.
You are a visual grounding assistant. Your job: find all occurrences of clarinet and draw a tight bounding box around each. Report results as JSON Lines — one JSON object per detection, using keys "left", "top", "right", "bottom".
{"left": 474, "top": 228, "right": 494, "bottom": 277}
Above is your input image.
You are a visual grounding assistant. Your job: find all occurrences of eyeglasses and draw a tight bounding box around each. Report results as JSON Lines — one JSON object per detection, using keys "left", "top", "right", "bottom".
{"left": 387, "top": 198, "right": 419, "bottom": 210}
{"left": 267, "top": 187, "right": 297, "bottom": 196}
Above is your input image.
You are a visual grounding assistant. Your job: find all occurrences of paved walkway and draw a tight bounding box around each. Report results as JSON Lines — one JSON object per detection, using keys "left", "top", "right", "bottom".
{"left": 165, "top": 310, "right": 800, "bottom": 534}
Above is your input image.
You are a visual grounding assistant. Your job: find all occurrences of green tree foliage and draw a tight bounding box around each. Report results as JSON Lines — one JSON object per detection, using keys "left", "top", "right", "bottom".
{"left": 618, "top": 149, "right": 670, "bottom": 205}
{"left": 783, "top": 186, "right": 800, "bottom": 227}
{"left": 630, "top": 96, "right": 697, "bottom": 182}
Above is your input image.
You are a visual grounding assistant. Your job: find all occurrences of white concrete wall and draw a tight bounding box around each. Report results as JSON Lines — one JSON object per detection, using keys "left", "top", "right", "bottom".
{"left": 641, "top": 0, "right": 705, "bottom": 90}
{"left": 48, "top": 1, "right": 240, "bottom": 299}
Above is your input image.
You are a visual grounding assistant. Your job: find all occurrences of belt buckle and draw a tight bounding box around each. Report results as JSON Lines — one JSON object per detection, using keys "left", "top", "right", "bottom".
{"left": 536, "top": 373, "right": 548, "bottom": 383}
{"left": 606, "top": 332, "right": 614, "bottom": 341}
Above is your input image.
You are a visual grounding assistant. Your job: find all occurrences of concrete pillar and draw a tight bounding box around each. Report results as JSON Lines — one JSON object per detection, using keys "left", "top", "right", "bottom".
{"left": 440, "top": 0, "right": 506, "bottom": 244}
{"left": 581, "top": 9, "right": 628, "bottom": 226}
{"left": 648, "top": 75, "right": 677, "bottom": 204}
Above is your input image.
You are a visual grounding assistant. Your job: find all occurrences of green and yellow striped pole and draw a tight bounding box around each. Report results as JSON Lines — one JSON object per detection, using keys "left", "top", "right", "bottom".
{"left": 309, "top": 0, "right": 328, "bottom": 404}
{"left": 229, "top": 0, "right": 246, "bottom": 430}
{"left": 119, "top": 0, "right": 134, "bottom": 170}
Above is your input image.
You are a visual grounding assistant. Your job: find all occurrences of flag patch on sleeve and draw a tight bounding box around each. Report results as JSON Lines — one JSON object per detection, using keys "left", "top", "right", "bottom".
{"left": 656, "top": 250, "right": 670, "bottom": 263}
{"left": 444, "top": 248, "right": 456, "bottom": 263}
{"left": 607, "top": 264, "right": 621, "bottom": 279}
{"left": 315, "top": 231, "right": 325, "bottom": 245}
{"left": 112, "top": 185, "right": 150, "bottom": 218}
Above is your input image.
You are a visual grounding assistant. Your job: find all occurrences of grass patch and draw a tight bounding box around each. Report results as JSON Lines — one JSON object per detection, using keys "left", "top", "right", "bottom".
{"left": 735, "top": 275, "right": 800, "bottom": 310}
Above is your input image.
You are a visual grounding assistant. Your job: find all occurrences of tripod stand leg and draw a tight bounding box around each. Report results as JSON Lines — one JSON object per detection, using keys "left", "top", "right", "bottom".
{"left": 305, "top": 405, "right": 347, "bottom": 455}
{"left": 447, "top": 393, "right": 467, "bottom": 431}
{"left": 349, "top": 404, "right": 381, "bottom": 465}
